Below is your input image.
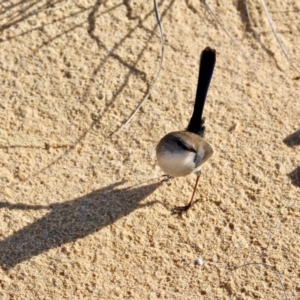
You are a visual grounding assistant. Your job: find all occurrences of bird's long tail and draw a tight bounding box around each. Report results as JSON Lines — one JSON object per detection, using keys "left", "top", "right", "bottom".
{"left": 187, "top": 47, "right": 216, "bottom": 137}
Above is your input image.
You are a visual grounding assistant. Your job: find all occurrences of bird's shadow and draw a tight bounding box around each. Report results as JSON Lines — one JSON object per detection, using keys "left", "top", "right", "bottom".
{"left": 0, "top": 180, "right": 161, "bottom": 270}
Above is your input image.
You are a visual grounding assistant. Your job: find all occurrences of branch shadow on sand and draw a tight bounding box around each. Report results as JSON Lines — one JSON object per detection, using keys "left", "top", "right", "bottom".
{"left": 0, "top": 180, "right": 161, "bottom": 270}
{"left": 287, "top": 166, "right": 300, "bottom": 188}
{"left": 283, "top": 129, "right": 300, "bottom": 148}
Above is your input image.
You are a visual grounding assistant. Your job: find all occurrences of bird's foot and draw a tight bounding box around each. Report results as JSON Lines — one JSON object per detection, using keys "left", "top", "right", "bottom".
{"left": 171, "top": 203, "right": 193, "bottom": 216}
{"left": 171, "top": 198, "right": 203, "bottom": 216}
{"left": 160, "top": 174, "right": 173, "bottom": 183}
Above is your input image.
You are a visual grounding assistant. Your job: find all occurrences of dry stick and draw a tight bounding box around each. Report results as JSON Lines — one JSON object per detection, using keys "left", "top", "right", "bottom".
{"left": 245, "top": 0, "right": 261, "bottom": 29}
{"left": 203, "top": 0, "right": 249, "bottom": 60}
{"left": 245, "top": 0, "right": 259, "bottom": 38}
{"left": 117, "top": 0, "right": 165, "bottom": 131}
{"left": 203, "top": 0, "right": 237, "bottom": 46}
{"left": 232, "top": 262, "right": 289, "bottom": 300}
{"left": 259, "top": 0, "right": 300, "bottom": 75}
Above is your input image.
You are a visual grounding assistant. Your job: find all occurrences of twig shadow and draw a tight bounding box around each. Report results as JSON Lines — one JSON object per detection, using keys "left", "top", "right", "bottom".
{"left": 287, "top": 166, "right": 300, "bottom": 188}
{"left": 0, "top": 180, "right": 161, "bottom": 270}
{"left": 283, "top": 129, "right": 300, "bottom": 148}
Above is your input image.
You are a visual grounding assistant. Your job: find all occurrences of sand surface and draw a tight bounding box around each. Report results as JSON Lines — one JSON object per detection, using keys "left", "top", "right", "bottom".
{"left": 0, "top": 0, "right": 300, "bottom": 299}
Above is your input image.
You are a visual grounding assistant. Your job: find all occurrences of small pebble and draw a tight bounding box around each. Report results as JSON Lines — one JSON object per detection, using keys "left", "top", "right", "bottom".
{"left": 195, "top": 258, "right": 204, "bottom": 265}
{"left": 229, "top": 121, "right": 240, "bottom": 133}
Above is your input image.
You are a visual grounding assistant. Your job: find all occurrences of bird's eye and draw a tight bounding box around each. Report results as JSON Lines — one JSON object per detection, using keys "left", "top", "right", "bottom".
{"left": 176, "top": 140, "right": 184, "bottom": 147}
{"left": 175, "top": 139, "right": 196, "bottom": 153}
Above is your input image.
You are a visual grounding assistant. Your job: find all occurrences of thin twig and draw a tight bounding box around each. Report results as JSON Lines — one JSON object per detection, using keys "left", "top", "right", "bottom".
{"left": 232, "top": 262, "right": 289, "bottom": 300}
{"left": 203, "top": 0, "right": 249, "bottom": 60}
{"left": 204, "top": 0, "right": 237, "bottom": 46}
{"left": 117, "top": 0, "right": 165, "bottom": 131}
{"left": 245, "top": 0, "right": 257, "bottom": 36}
{"left": 259, "top": 0, "right": 300, "bottom": 75}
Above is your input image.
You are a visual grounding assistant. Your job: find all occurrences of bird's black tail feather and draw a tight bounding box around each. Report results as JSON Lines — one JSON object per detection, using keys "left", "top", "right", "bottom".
{"left": 187, "top": 47, "right": 216, "bottom": 137}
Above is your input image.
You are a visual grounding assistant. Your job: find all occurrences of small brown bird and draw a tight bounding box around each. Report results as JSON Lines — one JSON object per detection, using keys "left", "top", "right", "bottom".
{"left": 156, "top": 47, "right": 216, "bottom": 215}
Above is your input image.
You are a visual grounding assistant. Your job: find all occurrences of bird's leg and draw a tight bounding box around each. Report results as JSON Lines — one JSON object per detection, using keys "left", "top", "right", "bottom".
{"left": 172, "top": 175, "right": 200, "bottom": 216}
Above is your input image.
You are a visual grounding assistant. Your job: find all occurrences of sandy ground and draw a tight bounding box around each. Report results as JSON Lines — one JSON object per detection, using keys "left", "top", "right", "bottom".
{"left": 0, "top": 0, "right": 299, "bottom": 299}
